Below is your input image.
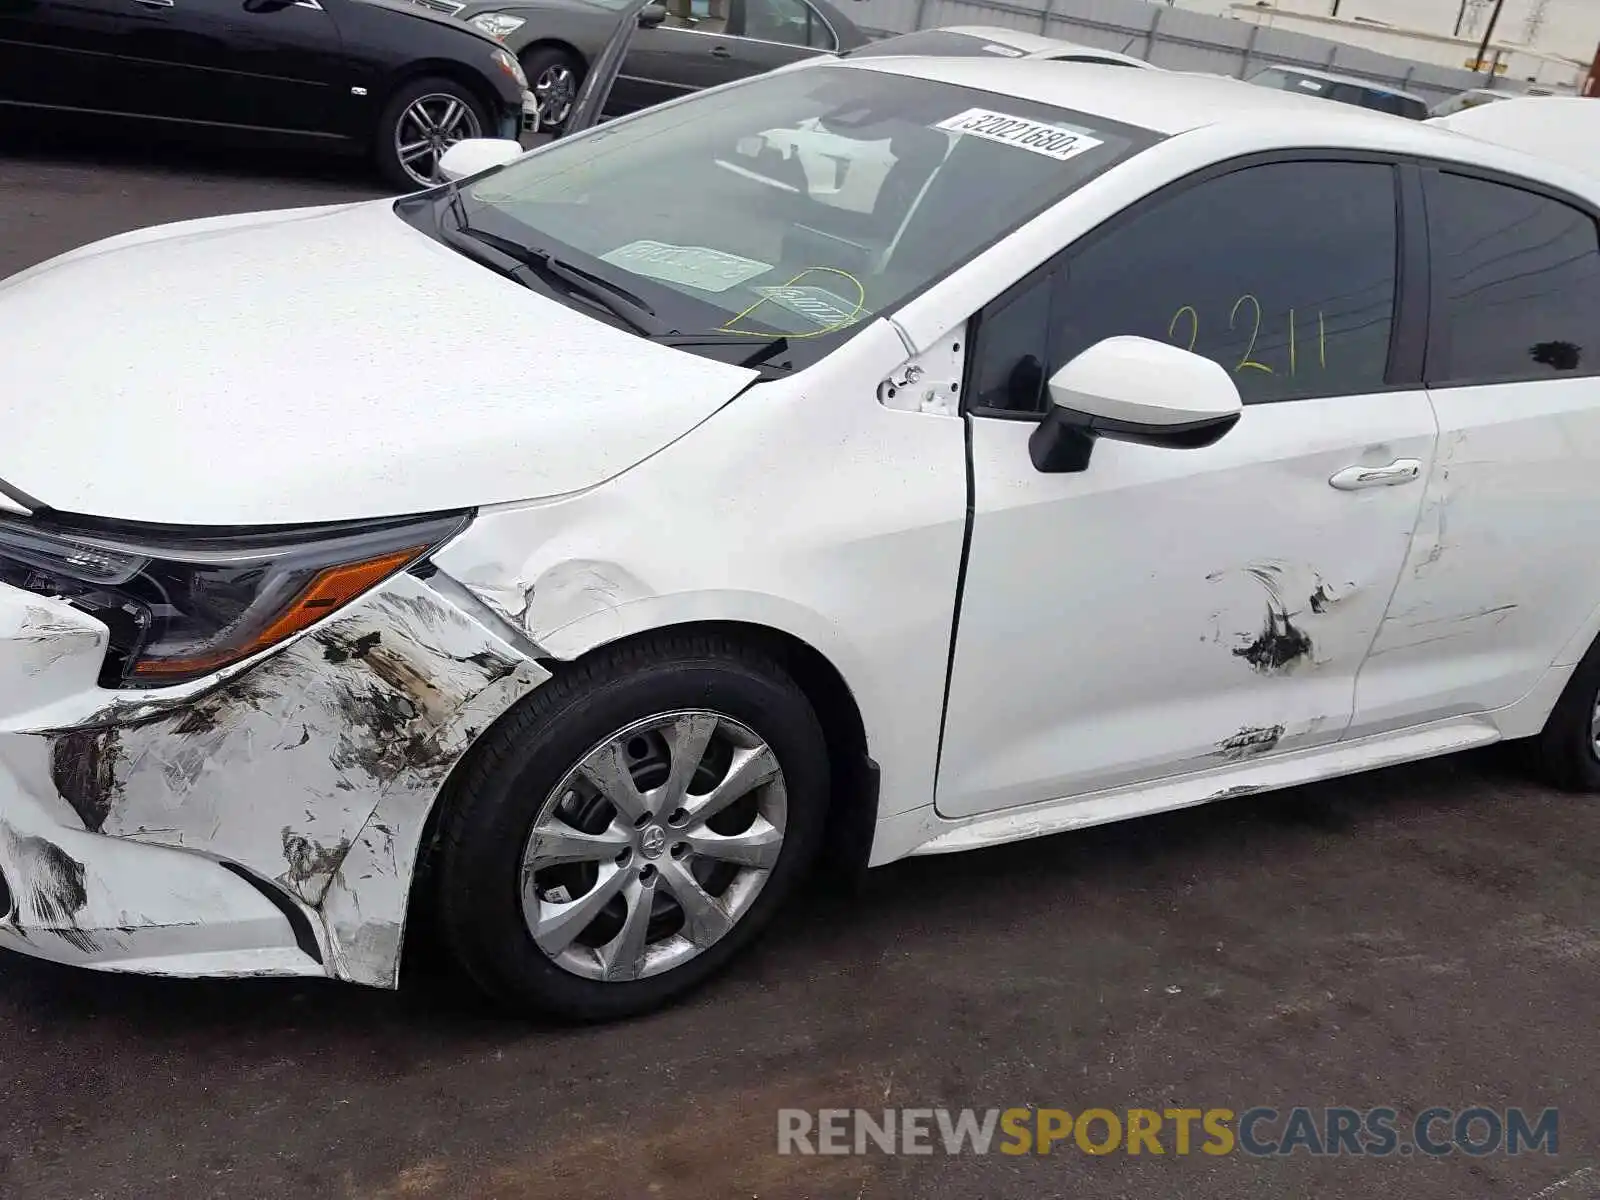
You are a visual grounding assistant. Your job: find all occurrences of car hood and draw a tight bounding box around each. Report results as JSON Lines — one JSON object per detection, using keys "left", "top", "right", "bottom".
{"left": 453, "top": 0, "right": 597, "bottom": 16}
{"left": 0, "top": 200, "right": 758, "bottom": 526}
{"left": 353, "top": 0, "right": 503, "bottom": 40}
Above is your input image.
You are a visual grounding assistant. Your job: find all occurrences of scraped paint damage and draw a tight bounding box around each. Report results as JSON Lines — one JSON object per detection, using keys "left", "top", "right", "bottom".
{"left": 8, "top": 573, "right": 549, "bottom": 985}
{"left": 2, "top": 831, "right": 94, "bottom": 952}
{"left": 1234, "top": 607, "right": 1314, "bottom": 673}
{"left": 1206, "top": 561, "right": 1339, "bottom": 674}
{"left": 1215, "top": 725, "right": 1285, "bottom": 761}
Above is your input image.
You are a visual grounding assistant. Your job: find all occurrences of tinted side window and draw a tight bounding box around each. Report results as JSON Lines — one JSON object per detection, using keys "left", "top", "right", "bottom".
{"left": 972, "top": 160, "right": 1399, "bottom": 412}
{"left": 743, "top": 0, "right": 832, "bottom": 48}
{"left": 1423, "top": 171, "right": 1600, "bottom": 385}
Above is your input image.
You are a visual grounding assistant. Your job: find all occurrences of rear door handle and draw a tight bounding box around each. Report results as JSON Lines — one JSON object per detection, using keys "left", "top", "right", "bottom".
{"left": 710, "top": 44, "right": 731, "bottom": 57}
{"left": 1328, "top": 458, "right": 1423, "bottom": 490}
{"left": 131, "top": 0, "right": 175, "bottom": 7}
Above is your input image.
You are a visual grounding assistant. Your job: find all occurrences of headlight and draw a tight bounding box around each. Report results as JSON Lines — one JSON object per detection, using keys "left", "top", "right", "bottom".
{"left": 0, "top": 512, "right": 471, "bottom": 688}
{"left": 491, "top": 45, "right": 528, "bottom": 88}
{"left": 476, "top": 14, "right": 528, "bottom": 42}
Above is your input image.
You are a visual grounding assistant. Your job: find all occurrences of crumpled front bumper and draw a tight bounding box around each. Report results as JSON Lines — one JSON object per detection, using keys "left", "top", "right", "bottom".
{"left": 0, "top": 569, "right": 548, "bottom": 987}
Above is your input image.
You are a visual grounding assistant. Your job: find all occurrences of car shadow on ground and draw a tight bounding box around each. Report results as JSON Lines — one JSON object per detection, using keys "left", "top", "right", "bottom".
{"left": 0, "top": 121, "right": 385, "bottom": 188}
{"left": 0, "top": 746, "right": 1533, "bottom": 1047}
{"left": 0, "top": 120, "right": 548, "bottom": 190}
{"left": 9, "top": 744, "right": 1594, "bottom": 1200}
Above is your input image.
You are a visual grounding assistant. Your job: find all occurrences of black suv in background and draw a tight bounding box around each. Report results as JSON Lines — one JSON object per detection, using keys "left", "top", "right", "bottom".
{"left": 0, "top": 0, "right": 532, "bottom": 188}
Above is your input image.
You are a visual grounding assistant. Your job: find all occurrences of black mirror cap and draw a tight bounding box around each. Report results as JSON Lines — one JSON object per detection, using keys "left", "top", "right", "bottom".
{"left": 1028, "top": 404, "right": 1241, "bottom": 474}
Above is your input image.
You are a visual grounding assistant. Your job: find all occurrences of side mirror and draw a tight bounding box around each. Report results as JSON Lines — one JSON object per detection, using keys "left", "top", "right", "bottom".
{"left": 638, "top": 3, "right": 667, "bottom": 26}
{"left": 437, "top": 137, "right": 524, "bottom": 182}
{"left": 1028, "top": 336, "right": 1242, "bottom": 474}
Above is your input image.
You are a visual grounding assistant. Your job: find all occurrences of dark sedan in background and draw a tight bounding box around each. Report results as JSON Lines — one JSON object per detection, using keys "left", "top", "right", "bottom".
{"left": 0, "top": 0, "right": 532, "bottom": 188}
{"left": 447, "top": 0, "right": 866, "bottom": 127}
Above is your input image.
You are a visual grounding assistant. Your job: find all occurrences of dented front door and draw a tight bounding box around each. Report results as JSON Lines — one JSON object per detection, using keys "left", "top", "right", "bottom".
{"left": 931, "top": 157, "right": 1437, "bottom": 820}
{"left": 933, "top": 392, "right": 1438, "bottom": 819}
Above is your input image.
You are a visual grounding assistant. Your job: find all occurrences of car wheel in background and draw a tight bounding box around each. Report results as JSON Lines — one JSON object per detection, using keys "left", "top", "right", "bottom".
{"left": 1528, "top": 632, "right": 1600, "bottom": 791}
{"left": 375, "top": 77, "right": 489, "bottom": 191}
{"left": 521, "top": 46, "right": 583, "bottom": 131}
{"left": 432, "top": 632, "right": 830, "bottom": 1022}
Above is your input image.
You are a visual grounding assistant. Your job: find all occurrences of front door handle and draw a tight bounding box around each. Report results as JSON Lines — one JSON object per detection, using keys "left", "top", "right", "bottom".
{"left": 1328, "top": 458, "right": 1423, "bottom": 490}
{"left": 131, "top": 0, "right": 175, "bottom": 7}
{"left": 710, "top": 44, "right": 731, "bottom": 57}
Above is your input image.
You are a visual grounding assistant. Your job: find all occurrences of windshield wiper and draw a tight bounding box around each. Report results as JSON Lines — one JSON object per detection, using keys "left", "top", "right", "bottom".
{"left": 455, "top": 225, "right": 669, "bottom": 338}
{"left": 439, "top": 210, "right": 800, "bottom": 369}
{"left": 650, "top": 334, "right": 793, "bottom": 370}
{"left": 438, "top": 221, "right": 548, "bottom": 294}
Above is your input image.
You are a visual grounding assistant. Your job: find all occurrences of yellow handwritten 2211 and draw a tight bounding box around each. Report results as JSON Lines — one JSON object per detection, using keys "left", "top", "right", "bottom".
{"left": 1168, "top": 295, "right": 1328, "bottom": 377}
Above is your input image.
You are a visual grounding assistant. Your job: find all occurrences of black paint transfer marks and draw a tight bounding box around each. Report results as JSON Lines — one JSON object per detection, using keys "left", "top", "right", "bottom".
{"left": 1306, "top": 580, "right": 1356, "bottom": 615}
{"left": 1215, "top": 724, "right": 1285, "bottom": 761}
{"left": 321, "top": 630, "right": 382, "bottom": 665}
{"left": 1208, "top": 561, "right": 1316, "bottom": 673}
{"left": 13, "top": 835, "right": 97, "bottom": 953}
{"left": 1235, "top": 605, "right": 1314, "bottom": 673}
{"left": 329, "top": 681, "right": 424, "bottom": 783}
{"left": 50, "top": 728, "right": 122, "bottom": 834}
{"left": 281, "top": 829, "right": 353, "bottom": 901}
{"left": 49, "top": 660, "right": 293, "bottom": 830}
{"left": 463, "top": 649, "right": 520, "bottom": 682}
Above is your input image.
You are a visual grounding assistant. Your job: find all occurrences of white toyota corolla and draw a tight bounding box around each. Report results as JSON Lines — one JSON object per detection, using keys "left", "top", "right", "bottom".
{"left": 4, "top": 63, "right": 1599, "bottom": 1021}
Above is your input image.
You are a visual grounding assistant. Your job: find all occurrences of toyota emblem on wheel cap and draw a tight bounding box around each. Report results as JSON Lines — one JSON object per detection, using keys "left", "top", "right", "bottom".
{"left": 640, "top": 825, "right": 667, "bottom": 858}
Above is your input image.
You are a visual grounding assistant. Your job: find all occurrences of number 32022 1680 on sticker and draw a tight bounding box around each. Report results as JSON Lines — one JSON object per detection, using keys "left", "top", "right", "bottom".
{"left": 933, "top": 108, "right": 1105, "bottom": 163}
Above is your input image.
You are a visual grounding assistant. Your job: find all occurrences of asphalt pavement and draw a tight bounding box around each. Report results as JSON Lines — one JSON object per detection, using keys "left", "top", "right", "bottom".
{"left": 3, "top": 130, "right": 1600, "bottom": 1200}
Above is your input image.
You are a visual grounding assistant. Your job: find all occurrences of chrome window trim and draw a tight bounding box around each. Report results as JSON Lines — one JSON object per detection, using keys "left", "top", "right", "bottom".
{"left": 655, "top": 13, "right": 837, "bottom": 53}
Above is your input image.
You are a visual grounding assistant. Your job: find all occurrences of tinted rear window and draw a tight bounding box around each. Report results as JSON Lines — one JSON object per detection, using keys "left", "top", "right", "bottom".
{"left": 1424, "top": 171, "right": 1600, "bottom": 385}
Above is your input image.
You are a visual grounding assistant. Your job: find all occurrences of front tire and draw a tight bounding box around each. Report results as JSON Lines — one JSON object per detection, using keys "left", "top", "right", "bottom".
{"left": 374, "top": 77, "right": 488, "bottom": 191}
{"left": 433, "top": 633, "right": 830, "bottom": 1022}
{"left": 1529, "top": 635, "right": 1600, "bottom": 791}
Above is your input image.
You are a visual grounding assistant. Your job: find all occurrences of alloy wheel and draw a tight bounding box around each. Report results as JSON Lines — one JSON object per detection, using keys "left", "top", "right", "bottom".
{"left": 533, "top": 64, "right": 576, "bottom": 128}
{"left": 394, "top": 93, "right": 482, "bottom": 187}
{"left": 520, "top": 710, "right": 788, "bottom": 982}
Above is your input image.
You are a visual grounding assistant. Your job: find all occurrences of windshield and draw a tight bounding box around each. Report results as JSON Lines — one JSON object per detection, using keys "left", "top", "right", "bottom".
{"left": 450, "top": 64, "right": 1159, "bottom": 369}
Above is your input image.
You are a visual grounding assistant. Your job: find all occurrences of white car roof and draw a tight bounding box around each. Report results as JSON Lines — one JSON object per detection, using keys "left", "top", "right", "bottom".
{"left": 844, "top": 54, "right": 1433, "bottom": 136}
{"left": 932, "top": 25, "right": 1155, "bottom": 68}
{"left": 1430, "top": 97, "right": 1600, "bottom": 179}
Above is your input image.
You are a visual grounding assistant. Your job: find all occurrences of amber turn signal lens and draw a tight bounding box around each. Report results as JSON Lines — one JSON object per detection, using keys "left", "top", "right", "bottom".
{"left": 129, "top": 545, "right": 426, "bottom": 679}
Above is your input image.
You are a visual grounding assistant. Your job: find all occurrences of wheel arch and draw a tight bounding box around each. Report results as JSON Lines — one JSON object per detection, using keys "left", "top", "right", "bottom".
{"left": 401, "top": 615, "right": 879, "bottom": 973}
{"left": 376, "top": 61, "right": 505, "bottom": 136}
{"left": 518, "top": 38, "right": 589, "bottom": 74}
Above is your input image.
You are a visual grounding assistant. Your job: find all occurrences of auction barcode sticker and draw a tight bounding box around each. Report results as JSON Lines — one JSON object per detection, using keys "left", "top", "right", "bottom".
{"left": 933, "top": 108, "right": 1104, "bottom": 162}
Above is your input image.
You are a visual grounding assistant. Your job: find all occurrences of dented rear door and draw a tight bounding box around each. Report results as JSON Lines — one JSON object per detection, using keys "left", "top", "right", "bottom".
{"left": 1350, "top": 166, "right": 1600, "bottom": 736}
